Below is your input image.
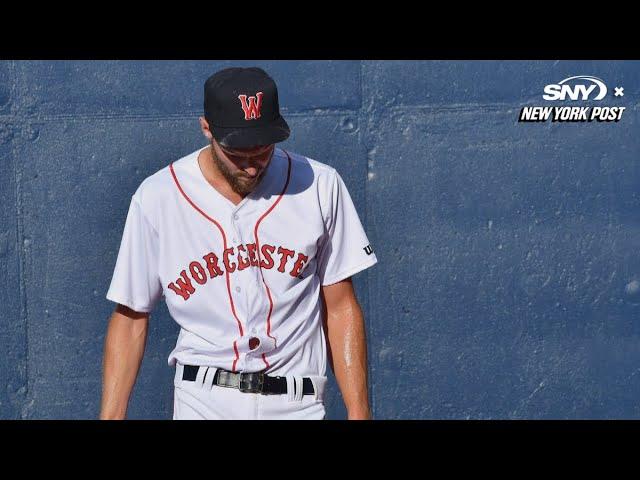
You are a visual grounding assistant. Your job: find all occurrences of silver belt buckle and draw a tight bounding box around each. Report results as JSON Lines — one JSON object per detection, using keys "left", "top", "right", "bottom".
{"left": 238, "top": 372, "right": 265, "bottom": 394}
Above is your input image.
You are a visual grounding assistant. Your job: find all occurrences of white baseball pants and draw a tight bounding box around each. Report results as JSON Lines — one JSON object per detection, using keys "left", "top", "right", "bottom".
{"left": 172, "top": 362, "right": 328, "bottom": 420}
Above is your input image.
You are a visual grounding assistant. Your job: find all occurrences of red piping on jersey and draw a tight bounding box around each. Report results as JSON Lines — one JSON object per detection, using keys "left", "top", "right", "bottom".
{"left": 253, "top": 149, "right": 292, "bottom": 369}
{"left": 169, "top": 161, "right": 244, "bottom": 372}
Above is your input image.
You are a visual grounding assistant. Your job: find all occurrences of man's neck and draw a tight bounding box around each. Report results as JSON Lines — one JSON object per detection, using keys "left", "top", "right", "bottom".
{"left": 198, "top": 146, "right": 247, "bottom": 205}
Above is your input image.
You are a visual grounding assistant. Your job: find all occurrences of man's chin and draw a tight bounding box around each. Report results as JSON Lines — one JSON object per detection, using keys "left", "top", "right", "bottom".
{"left": 232, "top": 178, "right": 259, "bottom": 195}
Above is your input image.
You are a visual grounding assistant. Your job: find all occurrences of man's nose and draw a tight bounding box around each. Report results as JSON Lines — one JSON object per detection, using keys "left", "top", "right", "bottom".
{"left": 246, "top": 169, "right": 259, "bottom": 178}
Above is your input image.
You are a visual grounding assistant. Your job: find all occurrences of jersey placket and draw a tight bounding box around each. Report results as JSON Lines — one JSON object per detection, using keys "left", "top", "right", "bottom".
{"left": 229, "top": 203, "right": 270, "bottom": 372}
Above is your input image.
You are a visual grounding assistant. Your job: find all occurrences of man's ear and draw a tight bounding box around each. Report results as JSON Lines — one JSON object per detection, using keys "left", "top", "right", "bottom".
{"left": 199, "top": 116, "right": 213, "bottom": 141}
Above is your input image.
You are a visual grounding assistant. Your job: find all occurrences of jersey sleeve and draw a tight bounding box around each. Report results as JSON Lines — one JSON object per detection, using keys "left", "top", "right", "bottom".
{"left": 105, "top": 194, "right": 163, "bottom": 313}
{"left": 317, "top": 169, "right": 378, "bottom": 286}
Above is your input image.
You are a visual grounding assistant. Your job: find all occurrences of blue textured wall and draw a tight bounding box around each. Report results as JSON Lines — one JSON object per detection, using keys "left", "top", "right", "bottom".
{"left": 1, "top": 60, "right": 638, "bottom": 419}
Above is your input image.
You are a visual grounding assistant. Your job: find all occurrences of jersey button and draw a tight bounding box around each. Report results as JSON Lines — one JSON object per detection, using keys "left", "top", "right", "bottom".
{"left": 233, "top": 214, "right": 239, "bottom": 220}
{"left": 249, "top": 337, "right": 260, "bottom": 350}
{"left": 235, "top": 286, "right": 241, "bottom": 293}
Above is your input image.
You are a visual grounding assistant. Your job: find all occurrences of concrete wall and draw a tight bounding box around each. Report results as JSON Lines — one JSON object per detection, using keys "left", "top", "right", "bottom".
{"left": 0, "top": 60, "right": 638, "bottom": 419}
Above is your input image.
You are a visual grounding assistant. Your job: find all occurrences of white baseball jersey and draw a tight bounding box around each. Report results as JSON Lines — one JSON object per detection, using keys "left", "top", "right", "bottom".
{"left": 106, "top": 145, "right": 378, "bottom": 379}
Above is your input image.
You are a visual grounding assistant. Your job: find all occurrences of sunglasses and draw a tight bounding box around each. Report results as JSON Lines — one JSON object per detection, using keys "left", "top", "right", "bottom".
{"left": 219, "top": 144, "right": 274, "bottom": 158}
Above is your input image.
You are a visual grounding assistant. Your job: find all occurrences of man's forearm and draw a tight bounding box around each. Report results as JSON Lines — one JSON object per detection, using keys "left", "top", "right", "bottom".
{"left": 325, "top": 297, "right": 371, "bottom": 419}
{"left": 100, "top": 310, "right": 149, "bottom": 419}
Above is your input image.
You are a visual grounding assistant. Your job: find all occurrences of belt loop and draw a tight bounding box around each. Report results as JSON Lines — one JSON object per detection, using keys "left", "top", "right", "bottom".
{"left": 195, "top": 366, "right": 207, "bottom": 386}
{"left": 286, "top": 376, "right": 296, "bottom": 402}
{"left": 174, "top": 363, "right": 184, "bottom": 387}
{"left": 294, "top": 376, "right": 304, "bottom": 402}
{"left": 204, "top": 367, "right": 217, "bottom": 390}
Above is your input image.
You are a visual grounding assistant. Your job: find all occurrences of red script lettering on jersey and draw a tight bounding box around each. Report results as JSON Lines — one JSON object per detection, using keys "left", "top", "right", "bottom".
{"left": 167, "top": 243, "right": 309, "bottom": 301}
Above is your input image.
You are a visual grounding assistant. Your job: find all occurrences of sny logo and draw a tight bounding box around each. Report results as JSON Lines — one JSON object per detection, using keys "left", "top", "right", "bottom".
{"left": 543, "top": 76, "right": 607, "bottom": 101}
{"left": 363, "top": 244, "right": 374, "bottom": 255}
{"left": 238, "top": 92, "right": 264, "bottom": 120}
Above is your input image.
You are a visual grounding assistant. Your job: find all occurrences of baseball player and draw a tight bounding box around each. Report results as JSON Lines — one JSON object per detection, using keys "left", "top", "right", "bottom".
{"left": 100, "top": 67, "right": 378, "bottom": 420}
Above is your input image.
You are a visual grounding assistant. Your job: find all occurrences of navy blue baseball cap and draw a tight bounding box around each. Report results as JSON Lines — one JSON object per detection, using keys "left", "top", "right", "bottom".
{"left": 203, "top": 67, "right": 290, "bottom": 148}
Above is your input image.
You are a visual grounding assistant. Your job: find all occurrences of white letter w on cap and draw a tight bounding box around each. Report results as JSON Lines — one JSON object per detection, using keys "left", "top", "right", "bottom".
{"left": 238, "top": 92, "right": 264, "bottom": 120}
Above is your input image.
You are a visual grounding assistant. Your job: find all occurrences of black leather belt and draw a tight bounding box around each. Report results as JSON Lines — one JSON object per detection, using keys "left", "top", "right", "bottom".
{"left": 182, "top": 365, "right": 315, "bottom": 396}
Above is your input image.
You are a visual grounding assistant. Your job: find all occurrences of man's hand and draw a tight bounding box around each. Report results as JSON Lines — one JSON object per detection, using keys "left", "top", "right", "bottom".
{"left": 322, "top": 278, "right": 371, "bottom": 420}
{"left": 99, "top": 304, "right": 149, "bottom": 420}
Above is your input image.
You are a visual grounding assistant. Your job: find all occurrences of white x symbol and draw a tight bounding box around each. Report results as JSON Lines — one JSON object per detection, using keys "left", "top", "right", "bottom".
{"left": 614, "top": 87, "right": 624, "bottom": 97}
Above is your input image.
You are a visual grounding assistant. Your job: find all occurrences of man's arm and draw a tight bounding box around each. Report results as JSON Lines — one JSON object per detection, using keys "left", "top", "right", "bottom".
{"left": 100, "top": 304, "right": 149, "bottom": 420}
{"left": 321, "top": 277, "right": 371, "bottom": 420}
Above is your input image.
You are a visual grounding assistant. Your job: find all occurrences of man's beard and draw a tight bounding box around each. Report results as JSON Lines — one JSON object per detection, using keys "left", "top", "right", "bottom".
{"left": 211, "top": 143, "right": 269, "bottom": 196}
